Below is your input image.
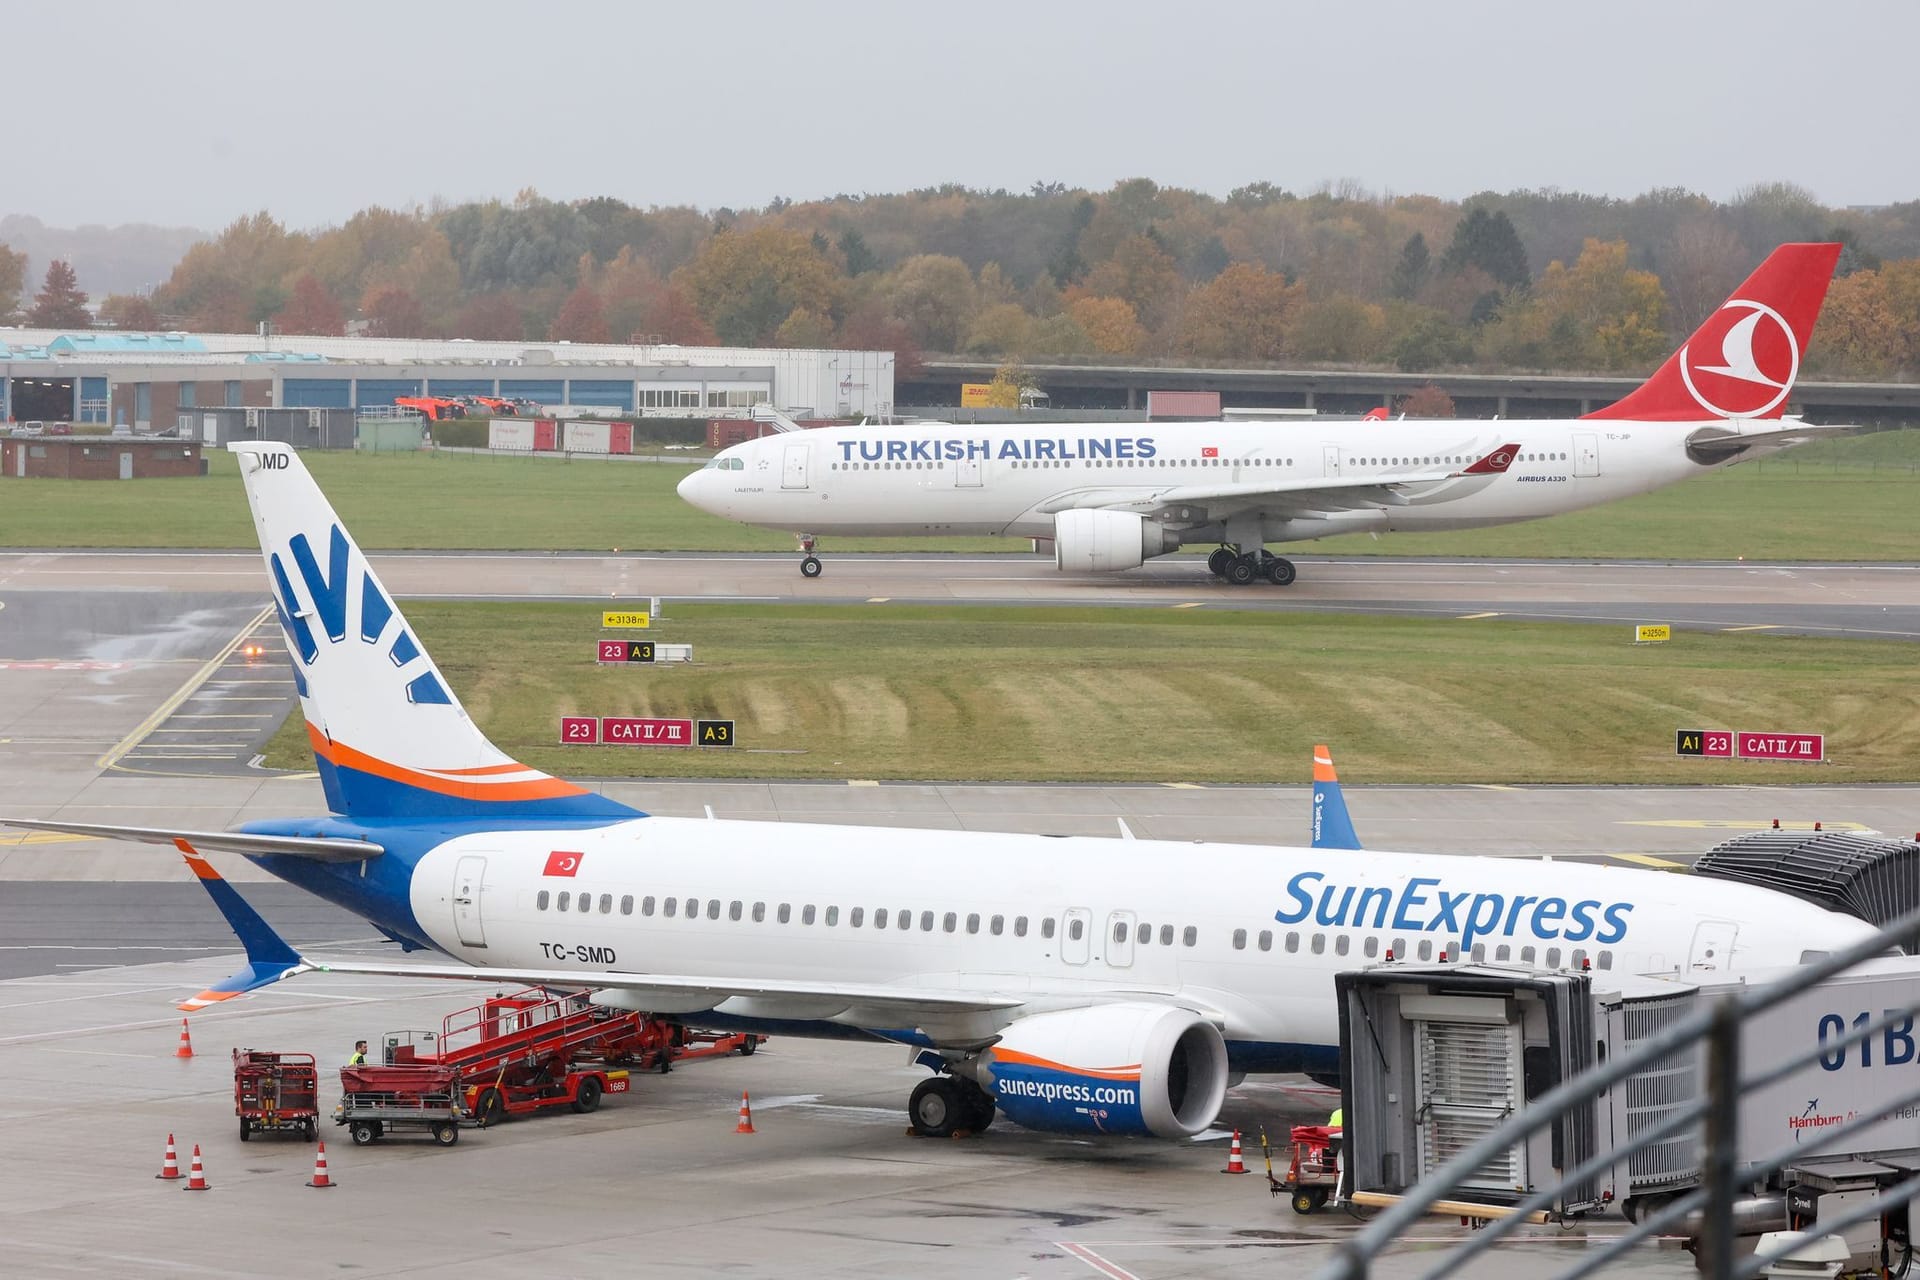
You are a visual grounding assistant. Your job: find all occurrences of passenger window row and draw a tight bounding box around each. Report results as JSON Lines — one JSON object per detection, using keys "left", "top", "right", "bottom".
{"left": 1229, "top": 926, "right": 1613, "bottom": 971}
{"left": 534, "top": 889, "right": 1043, "bottom": 938}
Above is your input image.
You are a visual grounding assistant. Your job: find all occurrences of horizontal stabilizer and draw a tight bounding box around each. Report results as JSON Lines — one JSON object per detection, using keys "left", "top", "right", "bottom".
{"left": 0, "top": 818, "right": 383, "bottom": 863}
{"left": 1685, "top": 422, "right": 1863, "bottom": 457}
{"left": 175, "top": 843, "right": 308, "bottom": 1011}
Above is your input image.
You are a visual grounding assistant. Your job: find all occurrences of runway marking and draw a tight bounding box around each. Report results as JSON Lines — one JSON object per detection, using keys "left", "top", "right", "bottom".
{"left": 1173, "top": 602, "right": 1203, "bottom": 609}
{"left": 1721, "top": 624, "right": 1781, "bottom": 633}
{"left": 847, "top": 779, "right": 880, "bottom": 787}
{"left": 1162, "top": 782, "right": 1206, "bottom": 790}
{"left": 1621, "top": 819, "right": 1870, "bottom": 832}
{"left": 1059, "top": 1243, "right": 1144, "bottom": 1280}
{"left": 96, "top": 604, "right": 274, "bottom": 772}
{"left": 1457, "top": 611, "right": 1503, "bottom": 620}
{"left": 866, "top": 597, "right": 890, "bottom": 603}
{"left": 1610, "top": 853, "right": 1689, "bottom": 870}
{"left": 1466, "top": 783, "right": 1521, "bottom": 791}
{"left": 0, "top": 831, "right": 95, "bottom": 846}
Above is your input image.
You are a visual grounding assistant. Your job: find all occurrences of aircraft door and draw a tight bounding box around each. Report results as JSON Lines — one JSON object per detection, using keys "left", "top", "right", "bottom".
{"left": 1573, "top": 433, "right": 1600, "bottom": 477}
{"left": 956, "top": 456, "right": 983, "bottom": 487}
{"left": 1062, "top": 908, "right": 1091, "bottom": 965}
{"left": 1687, "top": 919, "right": 1737, "bottom": 972}
{"left": 452, "top": 855, "right": 488, "bottom": 948}
{"left": 1323, "top": 445, "right": 1342, "bottom": 479}
{"left": 1105, "top": 910, "right": 1135, "bottom": 969}
{"left": 782, "top": 442, "right": 810, "bottom": 490}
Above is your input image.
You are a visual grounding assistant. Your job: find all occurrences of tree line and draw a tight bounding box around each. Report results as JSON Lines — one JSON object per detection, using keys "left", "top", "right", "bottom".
{"left": 3, "top": 180, "right": 1919, "bottom": 380}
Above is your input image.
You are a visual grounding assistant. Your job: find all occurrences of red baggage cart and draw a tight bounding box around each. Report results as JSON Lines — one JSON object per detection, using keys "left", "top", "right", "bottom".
{"left": 233, "top": 1049, "right": 320, "bottom": 1142}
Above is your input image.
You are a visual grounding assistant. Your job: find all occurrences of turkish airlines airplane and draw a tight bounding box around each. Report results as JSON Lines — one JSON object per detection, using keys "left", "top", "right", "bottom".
{"left": 2, "top": 442, "right": 1883, "bottom": 1141}
{"left": 678, "top": 243, "right": 1845, "bottom": 584}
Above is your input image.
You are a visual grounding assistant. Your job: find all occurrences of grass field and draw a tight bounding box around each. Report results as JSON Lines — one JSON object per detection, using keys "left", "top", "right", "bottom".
{"left": 260, "top": 603, "right": 1920, "bottom": 784}
{"left": 6, "top": 430, "right": 1918, "bottom": 559}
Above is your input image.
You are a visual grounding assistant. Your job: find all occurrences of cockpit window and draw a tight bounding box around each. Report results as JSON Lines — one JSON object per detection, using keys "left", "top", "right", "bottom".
{"left": 701, "top": 456, "right": 745, "bottom": 471}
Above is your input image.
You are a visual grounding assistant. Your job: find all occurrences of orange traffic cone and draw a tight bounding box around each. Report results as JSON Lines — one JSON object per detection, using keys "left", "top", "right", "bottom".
{"left": 173, "top": 1019, "right": 193, "bottom": 1059}
{"left": 306, "top": 1141, "right": 336, "bottom": 1189}
{"left": 1223, "top": 1129, "right": 1248, "bottom": 1174}
{"left": 182, "top": 1144, "right": 210, "bottom": 1191}
{"left": 155, "top": 1133, "right": 182, "bottom": 1180}
{"left": 734, "top": 1090, "right": 756, "bottom": 1134}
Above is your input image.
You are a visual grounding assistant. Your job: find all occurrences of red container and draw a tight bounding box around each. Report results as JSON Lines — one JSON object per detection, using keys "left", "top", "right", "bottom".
{"left": 533, "top": 419, "right": 560, "bottom": 451}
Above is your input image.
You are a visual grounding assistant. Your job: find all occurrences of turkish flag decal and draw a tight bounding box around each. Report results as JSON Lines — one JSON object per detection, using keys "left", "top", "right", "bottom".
{"left": 1201, "top": 446, "right": 1219, "bottom": 458}
{"left": 543, "top": 850, "right": 583, "bottom": 877}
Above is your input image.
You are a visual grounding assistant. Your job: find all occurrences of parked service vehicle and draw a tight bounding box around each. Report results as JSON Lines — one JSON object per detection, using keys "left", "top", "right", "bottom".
{"left": 234, "top": 1049, "right": 320, "bottom": 1141}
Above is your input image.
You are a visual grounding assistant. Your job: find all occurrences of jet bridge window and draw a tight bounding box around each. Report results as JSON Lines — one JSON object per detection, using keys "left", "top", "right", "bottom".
{"left": 620, "top": 895, "right": 633, "bottom": 915}
{"left": 537, "top": 891, "right": 550, "bottom": 910}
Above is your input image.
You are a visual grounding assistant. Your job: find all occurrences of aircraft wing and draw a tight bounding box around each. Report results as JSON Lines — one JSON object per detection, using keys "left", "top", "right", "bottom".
{"left": 0, "top": 818, "right": 384, "bottom": 862}
{"left": 1073, "top": 443, "right": 1519, "bottom": 525}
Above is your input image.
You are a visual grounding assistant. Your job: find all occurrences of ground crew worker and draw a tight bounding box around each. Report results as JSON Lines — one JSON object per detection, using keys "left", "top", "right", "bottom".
{"left": 347, "top": 1040, "right": 368, "bottom": 1066}
{"left": 1329, "top": 1106, "right": 1344, "bottom": 1130}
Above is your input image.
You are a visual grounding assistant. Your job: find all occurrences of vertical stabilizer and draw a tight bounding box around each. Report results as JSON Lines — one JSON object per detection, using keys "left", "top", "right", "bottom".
{"left": 229, "top": 443, "right": 636, "bottom": 821}
{"left": 1583, "top": 243, "right": 1840, "bottom": 422}
{"left": 1310, "top": 744, "right": 1362, "bottom": 851}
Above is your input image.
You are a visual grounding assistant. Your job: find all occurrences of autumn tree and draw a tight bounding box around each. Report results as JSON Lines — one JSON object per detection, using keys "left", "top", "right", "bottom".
{"left": 1023, "top": 312, "right": 1092, "bottom": 356}
{"left": 1480, "top": 239, "right": 1667, "bottom": 370}
{"left": 838, "top": 229, "right": 879, "bottom": 276}
{"left": 1082, "top": 233, "right": 1183, "bottom": 329}
{"left": 646, "top": 285, "right": 720, "bottom": 346}
{"left": 450, "top": 293, "right": 526, "bottom": 341}
{"left": 1812, "top": 261, "right": 1920, "bottom": 375}
{"left": 1390, "top": 233, "right": 1430, "bottom": 300}
{"left": 964, "top": 302, "right": 1033, "bottom": 356}
{"left": 984, "top": 361, "right": 1031, "bottom": 410}
{"left": 880, "top": 254, "right": 976, "bottom": 351}
{"left": 100, "top": 293, "right": 160, "bottom": 330}
{"left": 1175, "top": 263, "right": 1305, "bottom": 361}
{"left": 0, "top": 243, "right": 25, "bottom": 322}
{"left": 549, "top": 283, "right": 611, "bottom": 343}
{"left": 155, "top": 212, "right": 309, "bottom": 331}
{"left": 677, "top": 227, "right": 842, "bottom": 345}
{"left": 596, "top": 248, "right": 665, "bottom": 342}
{"left": 361, "top": 285, "right": 426, "bottom": 338}
{"left": 26, "top": 259, "right": 91, "bottom": 327}
{"left": 1067, "top": 295, "right": 1146, "bottom": 356}
{"left": 1290, "top": 295, "right": 1386, "bottom": 362}
{"left": 274, "top": 272, "right": 344, "bottom": 336}
{"left": 1397, "top": 382, "right": 1456, "bottom": 417}
{"left": 773, "top": 306, "right": 833, "bottom": 348}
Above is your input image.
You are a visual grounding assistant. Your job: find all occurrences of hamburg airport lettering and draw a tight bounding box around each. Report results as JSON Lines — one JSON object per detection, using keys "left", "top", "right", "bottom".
{"left": 837, "top": 436, "right": 1160, "bottom": 463}
{"left": 1274, "top": 871, "right": 1635, "bottom": 948}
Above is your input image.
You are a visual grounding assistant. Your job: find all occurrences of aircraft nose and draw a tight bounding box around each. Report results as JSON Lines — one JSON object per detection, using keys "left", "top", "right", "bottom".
{"left": 676, "top": 469, "right": 708, "bottom": 508}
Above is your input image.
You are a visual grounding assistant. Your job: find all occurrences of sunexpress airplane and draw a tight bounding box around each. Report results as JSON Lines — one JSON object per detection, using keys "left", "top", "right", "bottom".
{"left": 677, "top": 243, "right": 1848, "bottom": 585}
{"left": 3, "top": 447, "right": 1886, "bottom": 1140}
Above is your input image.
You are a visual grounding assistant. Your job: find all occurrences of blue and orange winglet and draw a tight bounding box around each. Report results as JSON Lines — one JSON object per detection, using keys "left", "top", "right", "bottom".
{"left": 175, "top": 839, "right": 307, "bottom": 1011}
{"left": 1310, "top": 745, "right": 1362, "bottom": 851}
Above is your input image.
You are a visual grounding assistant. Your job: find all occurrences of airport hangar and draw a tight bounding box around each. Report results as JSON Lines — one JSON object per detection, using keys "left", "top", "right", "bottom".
{"left": 0, "top": 329, "right": 899, "bottom": 429}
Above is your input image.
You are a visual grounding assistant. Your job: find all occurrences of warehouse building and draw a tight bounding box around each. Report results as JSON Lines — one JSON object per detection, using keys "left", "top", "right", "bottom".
{"left": 0, "top": 329, "right": 897, "bottom": 429}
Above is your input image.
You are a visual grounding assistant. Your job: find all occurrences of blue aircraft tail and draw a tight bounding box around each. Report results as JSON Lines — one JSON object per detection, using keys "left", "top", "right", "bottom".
{"left": 1310, "top": 744, "right": 1362, "bottom": 851}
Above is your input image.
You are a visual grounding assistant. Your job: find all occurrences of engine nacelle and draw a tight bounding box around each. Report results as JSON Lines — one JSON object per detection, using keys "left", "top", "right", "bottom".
{"left": 1052, "top": 509, "right": 1175, "bottom": 573}
{"left": 959, "top": 1003, "right": 1229, "bottom": 1138}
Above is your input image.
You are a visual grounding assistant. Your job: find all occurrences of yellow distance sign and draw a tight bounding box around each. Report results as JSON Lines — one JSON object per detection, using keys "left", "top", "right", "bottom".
{"left": 960, "top": 383, "right": 993, "bottom": 408}
{"left": 603, "top": 611, "right": 651, "bottom": 630}
{"left": 1634, "top": 623, "right": 1672, "bottom": 644}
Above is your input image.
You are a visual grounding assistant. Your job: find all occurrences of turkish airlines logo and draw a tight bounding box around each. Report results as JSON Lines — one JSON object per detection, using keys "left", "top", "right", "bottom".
{"left": 1201, "top": 446, "right": 1219, "bottom": 458}
{"left": 1679, "top": 299, "right": 1799, "bottom": 419}
{"left": 543, "top": 850, "right": 583, "bottom": 877}
{"left": 1490, "top": 450, "right": 1512, "bottom": 468}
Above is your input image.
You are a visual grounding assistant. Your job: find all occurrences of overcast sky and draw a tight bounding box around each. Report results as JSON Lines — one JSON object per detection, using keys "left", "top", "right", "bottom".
{"left": 11, "top": 0, "right": 1917, "bottom": 231}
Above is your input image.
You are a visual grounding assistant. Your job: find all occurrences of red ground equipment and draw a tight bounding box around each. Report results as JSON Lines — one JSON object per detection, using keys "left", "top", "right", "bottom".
{"left": 336, "top": 1062, "right": 466, "bottom": 1146}
{"left": 381, "top": 986, "right": 762, "bottom": 1127}
{"left": 393, "top": 395, "right": 468, "bottom": 422}
{"left": 1272, "top": 1124, "right": 1342, "bottom": 1214}
{"left": 233, "top": 1049, "right": 320, "bottom": 1142}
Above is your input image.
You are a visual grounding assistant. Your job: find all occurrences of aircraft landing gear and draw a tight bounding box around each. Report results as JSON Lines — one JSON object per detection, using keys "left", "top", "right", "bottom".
{"left": 908, "top": 1074, "right": 996, "bottom": 1138}
{"left": 1209, "top": 544, "right": 1297, "bottom": 587}
{"left": 798, "top": 535, "right": 822, "bottom": 579}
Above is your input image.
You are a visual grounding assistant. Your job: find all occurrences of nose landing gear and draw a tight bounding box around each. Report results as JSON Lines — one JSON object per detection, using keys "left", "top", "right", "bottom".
{"left": 798, "top": 535, "right": 822, "bottom": 578}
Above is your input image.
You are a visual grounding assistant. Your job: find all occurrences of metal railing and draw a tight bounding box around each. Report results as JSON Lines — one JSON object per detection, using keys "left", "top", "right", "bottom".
{"left": 1317, "top": 901, "right": 1920, "bottom": 1280}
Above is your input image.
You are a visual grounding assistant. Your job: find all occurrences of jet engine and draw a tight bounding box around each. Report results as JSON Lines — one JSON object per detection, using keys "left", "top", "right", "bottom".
{"left": 1052, "top": 509, "right": 1177, "bottom": 573}
{"left": 956, "top": 1002, "right": 1228, "bottom": 1138}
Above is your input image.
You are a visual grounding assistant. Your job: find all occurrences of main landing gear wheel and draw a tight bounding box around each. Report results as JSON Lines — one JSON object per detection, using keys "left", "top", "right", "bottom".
{"left": 908, "top": 1076, "right": 963, "bottom": 1138}
{"left": 1265, "top": 556, "right": 1297, "bottom": 586}
{"left": 800, "top": 555, "right": 822, "bottom": 578}
{"left": 1207, "top": 547, "right": 1235, "bottom": 577}
{"left": 1224, "top": 555, "right": 1258, "bottom": 586}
